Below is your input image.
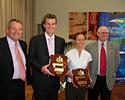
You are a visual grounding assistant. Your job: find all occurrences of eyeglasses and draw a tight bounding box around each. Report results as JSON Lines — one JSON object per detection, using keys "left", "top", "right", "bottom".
{"left": 100, "top": 32, "right": 108, "bottom": 35}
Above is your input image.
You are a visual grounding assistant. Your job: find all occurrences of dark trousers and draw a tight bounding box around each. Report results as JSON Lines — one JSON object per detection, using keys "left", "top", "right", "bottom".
{"left": 88, "top": 75, "right": 111, "bottom": 100}
{"left": 34, "top": 88, "right": 58, "bottom": 100}
{"left": 0, "top": 79, "right": 25, "bottom": 100}
{"left": 65, "top": 82, "right": 87, "bottom": 100}
{"left": 32, "top": 74, "right": 60, "bottom": 100}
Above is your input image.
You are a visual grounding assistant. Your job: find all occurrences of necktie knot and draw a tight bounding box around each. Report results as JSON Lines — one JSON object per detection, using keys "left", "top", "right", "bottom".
{"left": 101, "top": 43, "right": 104, "bottom": 46}
{"left": 48, "top": 37, "right": 53, "bottom": 42}
{"left": 15, "top": 42, "right": 18, "bottom": 47}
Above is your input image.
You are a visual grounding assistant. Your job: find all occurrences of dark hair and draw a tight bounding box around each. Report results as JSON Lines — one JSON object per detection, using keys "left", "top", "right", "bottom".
{"left": 7, "top": 19, "right": 23, "bottom": 29}
{"left": 74, "top": 32, "right": 86, "bottom": 40}
{"left": 42, "top": 13, "right": 57, "bottom": 24}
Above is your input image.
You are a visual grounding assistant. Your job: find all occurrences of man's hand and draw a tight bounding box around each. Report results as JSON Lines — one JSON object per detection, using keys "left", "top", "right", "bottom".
{"left": 41, "top": 64, "right": 55, "bottom": 76}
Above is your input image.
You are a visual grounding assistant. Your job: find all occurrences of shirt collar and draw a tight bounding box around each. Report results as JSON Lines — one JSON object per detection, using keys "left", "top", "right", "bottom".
{"left": 7, "top": 36, "right": 19, "bottom": 47}
{"left": 98, "top": 40, "right": 107, "bottom": 47}
{"left": 45, "top": 32, "right": 55, "bottom": 40}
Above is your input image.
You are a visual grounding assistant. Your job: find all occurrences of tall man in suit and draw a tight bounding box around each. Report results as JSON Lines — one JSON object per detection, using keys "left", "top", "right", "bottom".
{"left": 28, "top": 13, "right": 65, "bottom": 100}
{"left": 86, "top": 26, "right": 120, "bottom": 100}
{"left": 0, "top": 19, "right": 31, "bottom": 100}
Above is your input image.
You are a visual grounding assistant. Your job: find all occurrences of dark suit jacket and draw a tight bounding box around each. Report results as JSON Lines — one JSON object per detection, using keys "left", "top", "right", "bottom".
{"left": 28, "top": 34, "right": 65, "bottom": 91}
{"left": 0, "top": 36, "right": 31, "bottom": 88}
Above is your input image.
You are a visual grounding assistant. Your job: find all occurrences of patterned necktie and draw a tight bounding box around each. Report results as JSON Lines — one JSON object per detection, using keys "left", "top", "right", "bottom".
{"left": 100, "top": 43, "right": 106, "bottom": 76}
{"left": 15, "top": 43, "right": 26, "bottom": 81}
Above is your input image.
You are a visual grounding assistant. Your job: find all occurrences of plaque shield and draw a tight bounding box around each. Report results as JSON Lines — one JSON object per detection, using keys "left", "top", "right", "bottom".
{"left": 72, "top": 68, "right": 91, "bottom": 88}
{"left": 49, "top": 54, "right": 68, "bottom": 83}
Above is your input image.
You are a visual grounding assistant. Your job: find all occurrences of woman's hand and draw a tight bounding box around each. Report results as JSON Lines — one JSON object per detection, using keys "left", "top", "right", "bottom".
{"left": 66, "top": 71, "right": 73, "bottom": 79}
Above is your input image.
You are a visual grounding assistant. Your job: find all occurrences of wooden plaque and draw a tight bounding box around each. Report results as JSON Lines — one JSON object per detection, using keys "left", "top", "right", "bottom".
{"left": 72, "top": 68, "right": 91, "bottom": 88}
{"left": 49, "top": 54, "right": 68, "bottom": 78}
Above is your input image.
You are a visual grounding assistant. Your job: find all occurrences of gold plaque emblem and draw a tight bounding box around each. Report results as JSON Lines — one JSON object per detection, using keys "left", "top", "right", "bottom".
{"left": 78, "top": 70, "right": 84, "bottom": 76}
{"left": 72, "top": 68, "right": 91, "bottom": 88}
{"left": 56, "top": 56, "right": 63, "bottom": 62}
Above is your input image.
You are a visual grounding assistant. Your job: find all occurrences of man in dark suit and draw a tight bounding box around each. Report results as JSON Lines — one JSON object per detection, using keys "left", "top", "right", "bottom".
{"left": 28, "top": 13, "right": 65, "bottom": 100}
{"left": 0, "top": 19, "right": 31, "bottom": 100}
{"left": 86, "top": 26, "right": 120, "bottom": 100}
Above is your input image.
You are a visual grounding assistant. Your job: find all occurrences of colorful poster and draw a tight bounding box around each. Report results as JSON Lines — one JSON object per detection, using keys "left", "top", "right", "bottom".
{"left": 108, "top": 12, "right": 125, "bottom": 83}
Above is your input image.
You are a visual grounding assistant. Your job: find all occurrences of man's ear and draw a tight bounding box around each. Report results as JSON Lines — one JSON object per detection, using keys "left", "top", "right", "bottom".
{"left": 43, "top": 24, "right": 45, "bottom": 28}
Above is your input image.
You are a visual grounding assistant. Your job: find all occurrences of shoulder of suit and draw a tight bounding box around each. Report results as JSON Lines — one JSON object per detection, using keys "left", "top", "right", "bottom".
{"left": 55, "top": 35, "right": 65, "bottom": 41}
{"left": 55, "top": 35, "right": 64, "bottom": 39}
{"left": 0, "top": 37, "right": 4, "bottom": 42}
{"left": 18, "top": 40, "right": 27, "bottom": 48}
{"left": 30, "top": 34, "right": 44, "bottom": 41}
{"left": 19, "top": 40, "right": 26, "bottom": 44}
{"left": 86, "top": 41, "right": 97, "bottom": 47}
{"left": 107, "top": 42, "right": 119, "bottom": 48}
{"left": 0, "top": 36, "right": 7, "bottom": 44}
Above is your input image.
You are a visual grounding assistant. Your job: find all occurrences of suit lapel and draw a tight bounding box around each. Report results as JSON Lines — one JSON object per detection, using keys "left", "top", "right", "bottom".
{"left": 94, "top": 42, "right": 99, "bottom": 68}
{"left": 107, "top": 42, "right": 112, "bottom": 59}
{"left": 55, "top": 36, "right": 57, "bottom": 54}
{"left": 3, "top": 37, "right": 14, "bottom": 70}
{"left": 106, "top": 42, "right": 112, "bottom": 71}
{"left": 42, "top": 34, "right": 50, "bottom": 56}
{"left": 3, "top": 37, "right": 13, "bottom": 60}
{"left": 19, "top": 41, "right": 25, "bottom": 55}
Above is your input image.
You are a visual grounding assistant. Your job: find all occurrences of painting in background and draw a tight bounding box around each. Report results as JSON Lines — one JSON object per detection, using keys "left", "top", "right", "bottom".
{"left": 69, "top": 12, "right": 125, "bottom": 83}
{"left": 88, "top": 12, "right": 99, "bottom": 40}
{"left": 69, "top": 12, "right": 87, "bottom": 39}
{"left": 69, "top": 12, "right": 99, "bottom": 40}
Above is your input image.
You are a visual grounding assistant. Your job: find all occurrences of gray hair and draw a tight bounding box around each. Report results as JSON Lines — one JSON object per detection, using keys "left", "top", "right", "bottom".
{"left": 97, "top": 26, "right": 109, "bottom": 33}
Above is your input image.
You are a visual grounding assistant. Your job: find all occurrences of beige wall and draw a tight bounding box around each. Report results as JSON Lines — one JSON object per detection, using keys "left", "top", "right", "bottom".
{"left": 35, "top": 0, "right": 125, "bottom": 41}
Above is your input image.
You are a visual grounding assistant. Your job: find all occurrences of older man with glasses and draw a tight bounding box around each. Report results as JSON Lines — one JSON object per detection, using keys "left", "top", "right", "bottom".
{"left": 86, "top": 26, "right": 120, "bottom": 100}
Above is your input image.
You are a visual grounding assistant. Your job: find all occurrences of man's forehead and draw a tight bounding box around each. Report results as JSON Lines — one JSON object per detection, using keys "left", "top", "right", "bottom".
{"left": 100, "top": 28, "right": 108, "bottom": 32}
